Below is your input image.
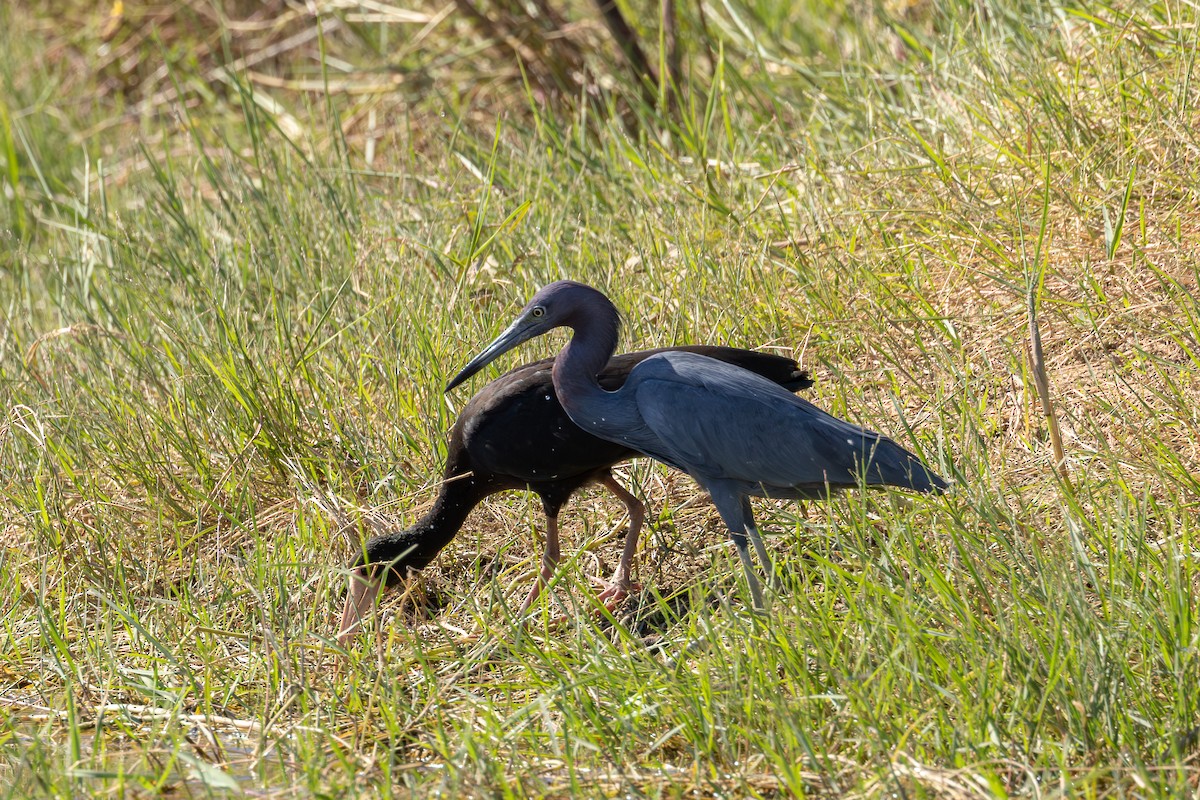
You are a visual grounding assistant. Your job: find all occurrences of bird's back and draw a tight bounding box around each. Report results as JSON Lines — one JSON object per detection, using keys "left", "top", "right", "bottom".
{"left": 604, "top": 345, "right": 813, "bottom": 393}
{"left": 456, "top": 359, "right": 631, "bottom": 486}
{"left": 616, "top": 352, "right": 945, "bottom": 496}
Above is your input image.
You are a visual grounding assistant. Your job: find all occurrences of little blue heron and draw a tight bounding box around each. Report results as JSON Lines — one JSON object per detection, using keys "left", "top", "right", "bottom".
{"left": 447, "top": 281, "right": 947, "bottom": 610}
{"left": 339, "top": 345, "right": 812, "bottom": 642}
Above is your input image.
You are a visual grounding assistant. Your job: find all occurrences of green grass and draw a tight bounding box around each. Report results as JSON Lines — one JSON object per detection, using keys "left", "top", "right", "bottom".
{"left": 3, "top": 0, "right": 1200, "bottom": 795}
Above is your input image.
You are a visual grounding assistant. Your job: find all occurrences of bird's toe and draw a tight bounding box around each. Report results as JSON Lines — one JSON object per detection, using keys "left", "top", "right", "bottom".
{"left": 590, "top": 575, "right": 641, "bottom": 609}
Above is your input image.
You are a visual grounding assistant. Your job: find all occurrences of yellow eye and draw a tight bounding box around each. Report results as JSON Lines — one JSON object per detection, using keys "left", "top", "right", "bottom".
{"left": 531, "top": 307, "right": 545, "bottom": 318}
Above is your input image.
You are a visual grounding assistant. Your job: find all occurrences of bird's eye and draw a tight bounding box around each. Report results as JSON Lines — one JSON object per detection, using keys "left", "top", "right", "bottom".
{"left": 531, "top": 306, "right": 545, "bottom": 318}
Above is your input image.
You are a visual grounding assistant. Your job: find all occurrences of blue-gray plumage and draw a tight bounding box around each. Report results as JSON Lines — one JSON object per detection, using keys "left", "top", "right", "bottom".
{"left": 447, "top": 280, "right": 947, "bottom": 609}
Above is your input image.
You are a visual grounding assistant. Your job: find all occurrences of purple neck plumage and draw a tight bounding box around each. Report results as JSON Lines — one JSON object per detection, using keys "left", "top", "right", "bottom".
{"left": 549, "top": 286, "right": 625, "bottom": 436}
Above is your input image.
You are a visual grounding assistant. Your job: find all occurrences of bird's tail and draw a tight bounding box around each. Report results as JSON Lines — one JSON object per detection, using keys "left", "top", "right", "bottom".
{"left": 867, "top": 437, "right": 949, "bottom": 494}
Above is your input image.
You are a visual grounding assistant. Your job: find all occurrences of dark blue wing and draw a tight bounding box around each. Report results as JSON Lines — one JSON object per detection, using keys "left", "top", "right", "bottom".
{"left": 626, "top": 353, "right": 943, "bottom": 493}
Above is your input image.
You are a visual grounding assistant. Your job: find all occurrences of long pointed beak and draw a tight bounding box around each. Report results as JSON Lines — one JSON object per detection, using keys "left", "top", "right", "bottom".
{"left": 446, "top": 316, "right": 538, "bottom": 392}
{"left": 338, "top": 568, "right": 383, "bottom": 646}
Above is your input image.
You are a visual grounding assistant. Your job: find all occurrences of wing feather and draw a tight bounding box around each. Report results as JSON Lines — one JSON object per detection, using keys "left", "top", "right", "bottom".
{"left": 625, "top": 353, "right": 928, "bottom": 490}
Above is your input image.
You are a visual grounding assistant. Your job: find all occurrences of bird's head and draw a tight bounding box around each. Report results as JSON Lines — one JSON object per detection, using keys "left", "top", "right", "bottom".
{"left": 337, "top": 533, "right": 421, "bottom": 646}
{"left": 446, "top": 280, "right": 610, "bottom": 392}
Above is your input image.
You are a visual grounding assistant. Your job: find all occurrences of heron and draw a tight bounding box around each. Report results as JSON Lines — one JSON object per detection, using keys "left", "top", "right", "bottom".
{"left": 446, "top": 280, "right": 947, "bottom": 610}
{"left": 339, "top": 345, "right": 812, "bottom": 642}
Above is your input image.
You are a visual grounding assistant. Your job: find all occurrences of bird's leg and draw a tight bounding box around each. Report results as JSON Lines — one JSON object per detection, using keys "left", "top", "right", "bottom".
{"left": 730, "top": 529, "right": 767, "bottom": 611}
{"left": 591, "top": 474, "right": 645, "bottom": 607}
{"left": 741, "top": 497, "right": 779, "bottom": 590}
{"left": 712, "top": 489, "right": 768, "bottom": 611}
{"left": 519, "top": 513, "right": 562, "bottom": 613}
{"left": 746, "top": 522, "right": 779, "bottom": 590}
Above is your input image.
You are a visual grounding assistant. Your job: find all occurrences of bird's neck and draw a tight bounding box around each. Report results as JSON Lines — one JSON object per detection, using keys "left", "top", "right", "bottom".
{"left": 414, "top": 474, "right": 482, "bottom": 552}
{"left": 370, "top": 475, "right": 483, "bottom": 583}
{"left": 552, "top": 309, "right": 623, "bottom": 435}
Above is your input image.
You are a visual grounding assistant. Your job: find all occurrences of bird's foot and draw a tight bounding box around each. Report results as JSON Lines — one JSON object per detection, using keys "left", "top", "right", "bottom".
{"left": 589, "top": 575, "right": 642, "bottom": 611}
